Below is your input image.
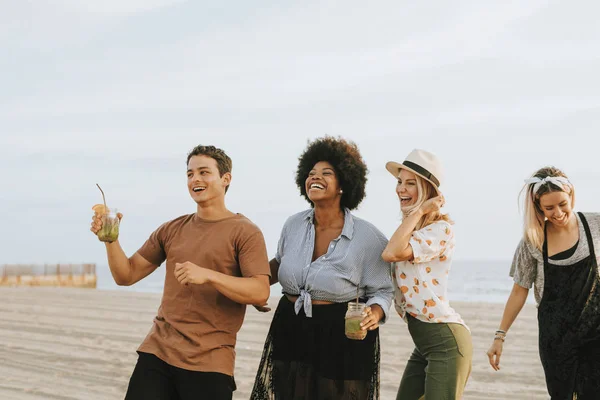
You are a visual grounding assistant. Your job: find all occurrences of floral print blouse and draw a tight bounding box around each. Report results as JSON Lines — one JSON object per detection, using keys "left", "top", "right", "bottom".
{"left": 392, "top": 220, "right": 468, "bottom": 329}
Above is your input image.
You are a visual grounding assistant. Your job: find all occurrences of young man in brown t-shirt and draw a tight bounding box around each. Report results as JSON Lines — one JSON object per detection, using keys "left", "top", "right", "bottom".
{"left": 90, "top": 145, "right": 271, "bottom": 400}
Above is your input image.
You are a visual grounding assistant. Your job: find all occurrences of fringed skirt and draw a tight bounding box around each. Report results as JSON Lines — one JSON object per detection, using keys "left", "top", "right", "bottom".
{"left": 251, "top": 296, "right": 380, "bottom": 400}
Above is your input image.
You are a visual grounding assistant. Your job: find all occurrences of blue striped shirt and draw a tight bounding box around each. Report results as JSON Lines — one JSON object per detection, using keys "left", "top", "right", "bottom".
{"left": 275, "top": 209, "right": 394, "bottom": 322}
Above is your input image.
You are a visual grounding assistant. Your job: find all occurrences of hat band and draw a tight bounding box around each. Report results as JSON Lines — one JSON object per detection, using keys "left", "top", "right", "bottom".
{"left": 402, "top": 161, "right": 440, "bottom": 187}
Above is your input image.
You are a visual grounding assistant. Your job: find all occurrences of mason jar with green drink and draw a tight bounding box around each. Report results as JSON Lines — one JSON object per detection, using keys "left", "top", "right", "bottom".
{"left": 97, "top": 208, "right": 120, "bottom": 242}
{"left": 93, "top": 184, "right": 119, "bottom": 243}
{"left": 345, "top": 302, "right": 367, "bottom": 340}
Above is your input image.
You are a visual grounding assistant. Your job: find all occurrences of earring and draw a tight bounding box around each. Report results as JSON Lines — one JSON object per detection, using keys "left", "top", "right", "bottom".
{"left": 339, "top": 189, "right": 343, "bottom": 194}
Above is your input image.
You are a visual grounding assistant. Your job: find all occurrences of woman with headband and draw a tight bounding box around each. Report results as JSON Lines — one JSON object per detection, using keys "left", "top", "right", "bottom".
{"left": 486, "top": 167, "right": 600, "bottom": 398}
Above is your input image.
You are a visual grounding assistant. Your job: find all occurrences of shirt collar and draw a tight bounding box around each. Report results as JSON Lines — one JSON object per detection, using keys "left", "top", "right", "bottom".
{"left": 304, "top": 208, "right": 354, "bottom": 240}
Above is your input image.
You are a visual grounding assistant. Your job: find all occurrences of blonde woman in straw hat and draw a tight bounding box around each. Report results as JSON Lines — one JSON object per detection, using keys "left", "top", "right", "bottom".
{"left": 382, "top": 149, "right": 472, "bottom": 400}
{"left": 486, "top": 167, "right": 600, "bottom": 399}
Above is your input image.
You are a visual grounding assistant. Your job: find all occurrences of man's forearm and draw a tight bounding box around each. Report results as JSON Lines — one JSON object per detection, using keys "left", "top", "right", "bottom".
{"left": 208, "top": 272, "right": 270, "bottom": 305}
{"left": 105, "top": 240, "right": 133, "bottom": 285}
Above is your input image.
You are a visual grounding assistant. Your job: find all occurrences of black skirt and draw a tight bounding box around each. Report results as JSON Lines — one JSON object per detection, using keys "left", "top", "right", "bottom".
{"left": 251, "top": 296, "right": 380, "bottom": 400}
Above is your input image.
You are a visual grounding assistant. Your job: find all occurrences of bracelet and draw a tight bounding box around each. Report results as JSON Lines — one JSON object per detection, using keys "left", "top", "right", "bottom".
{"left": 494, "top": 330, "right": 506, "bottom": 341}
{"left": 494, "top": 329, "right": 506, "bottom": 342}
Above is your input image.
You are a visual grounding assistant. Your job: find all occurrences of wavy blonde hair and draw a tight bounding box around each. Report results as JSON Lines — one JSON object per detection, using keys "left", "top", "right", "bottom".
{"left": 521, "top": 166, "right": 575, "bottom": 250}
{"left": 402, "top": 174, "right": 452, "bottom": 230}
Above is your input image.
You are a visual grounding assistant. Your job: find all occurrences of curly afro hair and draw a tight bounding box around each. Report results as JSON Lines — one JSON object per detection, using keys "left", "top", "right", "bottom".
{"left": 295, "top": 136, "right": 368, "bottom": 210}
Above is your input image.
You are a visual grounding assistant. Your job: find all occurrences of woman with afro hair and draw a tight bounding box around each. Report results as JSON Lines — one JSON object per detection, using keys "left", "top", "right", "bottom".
{"left": 251, "top": 136, "right": 394, "bottom": 400}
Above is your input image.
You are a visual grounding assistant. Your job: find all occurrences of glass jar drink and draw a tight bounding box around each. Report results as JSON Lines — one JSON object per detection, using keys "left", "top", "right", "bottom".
{"left": 345, "top": 302, "right": 367, "bottom": 340}
{"left": 98, "top": 208, "right": 120, "bottom": 242}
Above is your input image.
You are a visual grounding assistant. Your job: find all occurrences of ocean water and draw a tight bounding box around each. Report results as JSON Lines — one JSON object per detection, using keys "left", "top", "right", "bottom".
{"left": 96, "top": 259, "right": 535, "bottom": 305}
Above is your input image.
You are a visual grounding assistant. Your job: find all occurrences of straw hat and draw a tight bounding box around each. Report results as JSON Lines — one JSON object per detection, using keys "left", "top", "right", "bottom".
{"left": 385, "top": 149, "right": 444, "bottom": 191}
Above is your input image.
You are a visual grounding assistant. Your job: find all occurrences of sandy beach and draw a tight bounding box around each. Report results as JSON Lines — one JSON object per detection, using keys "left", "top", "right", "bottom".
{"left": 0, "top": 288, "right": 547, "bottom": 399}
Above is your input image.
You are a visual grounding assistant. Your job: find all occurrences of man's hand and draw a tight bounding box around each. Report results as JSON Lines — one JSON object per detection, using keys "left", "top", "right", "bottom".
{"left": 90, "top": 206, "right": 123, "bottom": 237}
{"left": 174, "top": 262, "right": 214, "bottom": 285}
{"left": 253, "top": 303, "right": 271, "bottom": 312}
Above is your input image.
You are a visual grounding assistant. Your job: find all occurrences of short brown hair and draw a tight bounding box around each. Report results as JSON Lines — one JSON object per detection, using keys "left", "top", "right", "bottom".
{"left": 186, "top": 145, "right": 232, "bottom": 192}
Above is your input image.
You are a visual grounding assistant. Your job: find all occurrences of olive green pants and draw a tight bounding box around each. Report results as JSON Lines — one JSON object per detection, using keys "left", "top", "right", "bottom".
{"left": 396, "top": 315, "right": 472, "bottom": 400}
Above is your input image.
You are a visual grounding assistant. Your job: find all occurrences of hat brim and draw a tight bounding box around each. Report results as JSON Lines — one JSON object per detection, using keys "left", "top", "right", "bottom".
{"left": 385, "top": 161, "right": 441, "bottom": 193}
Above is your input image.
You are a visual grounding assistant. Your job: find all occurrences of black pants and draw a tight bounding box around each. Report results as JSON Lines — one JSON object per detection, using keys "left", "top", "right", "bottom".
{"left": 125, "top": 352, "right": 235, "bottom": 400}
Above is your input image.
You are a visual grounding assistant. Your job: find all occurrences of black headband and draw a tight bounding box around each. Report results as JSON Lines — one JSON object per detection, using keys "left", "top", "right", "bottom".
{"left": 402, "top": 160, "right": 440, "bottom": 187}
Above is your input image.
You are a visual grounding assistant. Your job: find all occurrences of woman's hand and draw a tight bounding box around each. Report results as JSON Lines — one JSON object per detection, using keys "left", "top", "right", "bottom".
{"left": 486, "top": 339, "right": 504, "bottom": 371}
{"left": 420, "top": 194, "right": 445, "bottom": 215}
{"left": 360, "top": 305, "right": 384, "bottom": 331}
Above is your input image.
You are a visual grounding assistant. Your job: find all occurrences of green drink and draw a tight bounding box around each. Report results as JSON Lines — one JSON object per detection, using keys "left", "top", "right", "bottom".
{"left": 345, "top": 302, "right": 367, "bottom": 340}
{"left": 97, "top": 209, "right": 120, "bottom": 242}
{"left": 94, "top": 184, "right": 119, "bottom": 243}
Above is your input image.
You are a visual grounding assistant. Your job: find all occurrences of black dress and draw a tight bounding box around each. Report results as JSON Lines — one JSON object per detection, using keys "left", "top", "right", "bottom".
{"left": 250, "top": 296, "right": 380, "bottom": 400}
{"left": 538, "top": 212, "right": 600, "bottom": 399}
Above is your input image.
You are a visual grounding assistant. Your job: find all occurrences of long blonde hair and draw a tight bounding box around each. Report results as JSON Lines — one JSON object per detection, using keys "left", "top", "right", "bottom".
{"left": 402, "top": 175, "right": 452, "bottom": 230}
{"left": 521, "top": 166, "right": 575, "bottom": 250}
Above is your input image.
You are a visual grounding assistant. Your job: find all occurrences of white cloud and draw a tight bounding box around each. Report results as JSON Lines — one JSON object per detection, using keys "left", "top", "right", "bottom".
{"left": 55, "top": 0, "right": 186, "bottom": 15}
{"left": 0, "top": 1, "right": 557, "bottom": 118}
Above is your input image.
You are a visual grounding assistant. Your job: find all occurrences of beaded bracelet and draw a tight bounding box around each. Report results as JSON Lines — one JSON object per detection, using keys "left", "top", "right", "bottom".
{"left": 494, "top": 329, "right": 506, "bottom": 341}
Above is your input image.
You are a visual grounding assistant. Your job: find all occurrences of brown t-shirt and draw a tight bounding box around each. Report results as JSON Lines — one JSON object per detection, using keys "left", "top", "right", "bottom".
{"left": 136, "top": 213, "right": 270, "bottom": 376}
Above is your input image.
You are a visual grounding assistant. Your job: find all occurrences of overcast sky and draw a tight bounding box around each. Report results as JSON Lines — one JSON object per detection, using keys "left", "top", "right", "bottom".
{"left": 2, "top": 0, "right": 600, "bottom": 268}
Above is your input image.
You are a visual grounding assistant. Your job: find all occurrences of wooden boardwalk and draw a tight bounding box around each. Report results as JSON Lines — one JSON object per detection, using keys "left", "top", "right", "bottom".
{"left": 0, "top": 263, "right": 97, "bottom": 288}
